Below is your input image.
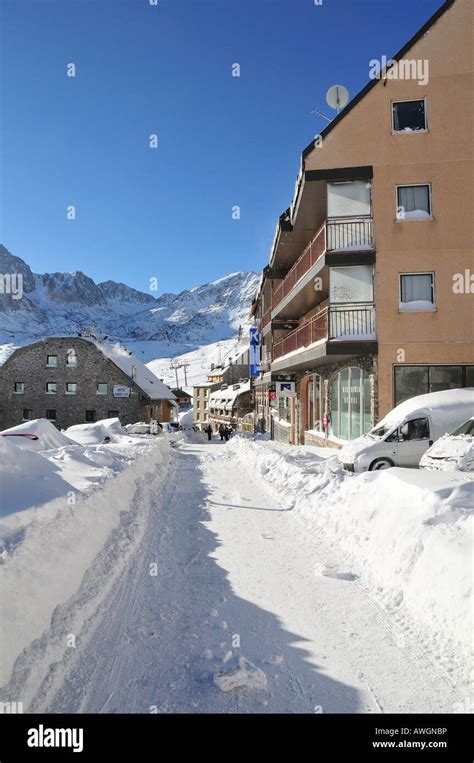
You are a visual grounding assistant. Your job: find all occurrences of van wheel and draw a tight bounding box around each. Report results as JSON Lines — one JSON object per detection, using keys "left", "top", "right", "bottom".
{"left": 369, "top": 458, "right": 394, "bottom": 471}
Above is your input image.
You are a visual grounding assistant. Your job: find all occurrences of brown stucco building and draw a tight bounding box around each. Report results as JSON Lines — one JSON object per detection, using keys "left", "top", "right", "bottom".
{"left": 252, "top": 0, "right": 473, "bottom": 445}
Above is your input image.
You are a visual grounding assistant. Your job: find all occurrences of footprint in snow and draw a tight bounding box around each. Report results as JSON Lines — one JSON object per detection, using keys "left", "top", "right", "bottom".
{"left": 314, "top": 562, "right": 359, "bottom": 581}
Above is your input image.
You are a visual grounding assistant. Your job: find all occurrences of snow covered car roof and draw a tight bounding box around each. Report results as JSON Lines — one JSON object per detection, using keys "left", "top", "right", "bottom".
{"left": 380, "top": 388, "right": 474, "bottom": 429}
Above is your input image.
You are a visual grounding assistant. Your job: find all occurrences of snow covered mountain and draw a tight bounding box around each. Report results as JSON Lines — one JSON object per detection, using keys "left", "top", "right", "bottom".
{"left": 0, "top": 245, "right": 259, "bottom": 358}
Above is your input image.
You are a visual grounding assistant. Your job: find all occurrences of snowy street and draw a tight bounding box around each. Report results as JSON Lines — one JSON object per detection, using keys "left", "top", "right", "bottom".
{"left": 2, "top": 437, "right": 464, "bottom": 714}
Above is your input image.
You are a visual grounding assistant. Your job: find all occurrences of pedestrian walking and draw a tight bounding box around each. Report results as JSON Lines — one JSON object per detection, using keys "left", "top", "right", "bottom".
{"left": 204, "top": 424, "right": 212, "bottom": 441}
{"left": 218, "top": 424, "right": 225, "bottom": 441}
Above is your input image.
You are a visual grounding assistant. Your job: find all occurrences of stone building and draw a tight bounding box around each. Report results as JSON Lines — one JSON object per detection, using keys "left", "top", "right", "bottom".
{"left": 0, "top": 336, "right": 176, "bottom": 431}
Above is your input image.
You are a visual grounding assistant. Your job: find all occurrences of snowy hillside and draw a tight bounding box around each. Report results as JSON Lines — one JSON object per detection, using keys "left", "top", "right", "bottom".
{"left": 0, "top": 245, "right": 259, "bottom": 361}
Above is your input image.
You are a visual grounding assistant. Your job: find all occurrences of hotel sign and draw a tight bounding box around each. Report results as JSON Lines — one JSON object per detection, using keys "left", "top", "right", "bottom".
{"left": 113, "top": 385, "right": 131, "bottom": 398}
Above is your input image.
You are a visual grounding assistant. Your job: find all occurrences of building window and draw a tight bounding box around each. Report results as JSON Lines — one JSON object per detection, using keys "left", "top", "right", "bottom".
{"left": 307, "top": 374, "right": 323, "bottom": 432}
{"left": 66, "top": 383, "right": 77, "bottom": 395}
{"left": 394, "top": 365, "right": 473, "bottom": 406}
{"left": 396, "top": 184, "right": 431, "bottom": 221}
{"left": 85, "top": 410, "right": 96, "bottom": 422}
{"left": 108, "top": 410, "right": 119, "bottom": 418}
{"left": 400, "top": 273, "right": 435, "bottom": 311}
{"left": 392, "top": 99, "right": 426, "bottom": 132}
{"left": 66, "top": 351, "right": 77, "bottom": 367}
{"left": 46, "top": 355, "right": 58, "bottom": 367}
{"left": 46, "top": 409, "right": 56, "bottom": 421}
{"left": 97, "top": 383, "right": 108, "bottom": 395}
{"left": 278, "top": 395, "right": 292, "bottom": 424}
{"left": 46, "top": 382, "right": 57, "bottom": 394}
{"left": 330, "top": 367, "right": 372, "bottom": 441}
{"left": 23, "top": 409, "right": 33, "bottom": 420}
{"left": 14, "top": 382, "right": 25, "bottom": 394}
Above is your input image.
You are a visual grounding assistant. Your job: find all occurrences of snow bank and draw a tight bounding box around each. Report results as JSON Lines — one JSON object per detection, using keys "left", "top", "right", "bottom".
{"left": 0, "top": 438, "right": 71, "bottom": 517}
{"left": 1, "top": 418, "right": 76, "bottom": 451}
{"left": 227, "top": 437, "right": 473, "bottom": 677}
{"left": 0, "top": 437, "right": 170, "bottom": 686}
{"left": 65, "top": 417, "right": 135, "bottom": 445}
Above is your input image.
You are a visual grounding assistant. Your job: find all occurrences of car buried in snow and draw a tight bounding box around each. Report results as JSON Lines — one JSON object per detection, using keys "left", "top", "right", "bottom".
{"left": 419, "top": 417, "right": 474, "bottom": 472}
{"left": 339, "top": 388, "right": 474, "bottom": 472}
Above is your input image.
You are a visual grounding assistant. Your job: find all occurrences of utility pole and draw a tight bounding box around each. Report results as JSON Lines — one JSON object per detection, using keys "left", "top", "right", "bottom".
{"left": 180, "top": 361, "right": 190, "bottom": 387}
{"left": 169, "top": 362, "right": 180, "bottom": 389}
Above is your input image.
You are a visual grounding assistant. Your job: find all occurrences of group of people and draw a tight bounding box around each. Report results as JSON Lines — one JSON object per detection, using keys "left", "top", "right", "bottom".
{"left": 203, "top": 423, "right": 233, "bottom": 442}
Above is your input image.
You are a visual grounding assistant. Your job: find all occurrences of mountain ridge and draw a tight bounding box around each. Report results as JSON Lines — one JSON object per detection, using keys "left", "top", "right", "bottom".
{"left": 0, "top": 245, "right": 259, "bottom": 358}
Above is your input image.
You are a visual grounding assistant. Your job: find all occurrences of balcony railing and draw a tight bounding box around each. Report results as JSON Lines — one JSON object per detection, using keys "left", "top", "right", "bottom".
{"left": 273, "top": 308, "right": 328, "bottom": 361}
{"left": 260, "top": 308, "right": 272, "bottom": 330}
{"left": 272, "top": 305, "right": 376, "bottom": 362}
{"left": 329, "top": 304, "right": 376, "bottom": 339}
{"left": 272, "top": 222, "right": 326, "bottom": 310}
{"left": 272, "top": 216, "right": 374, "bottom": 312}
{"left": 326, "top": 216, "right": 374, "bottom": 252}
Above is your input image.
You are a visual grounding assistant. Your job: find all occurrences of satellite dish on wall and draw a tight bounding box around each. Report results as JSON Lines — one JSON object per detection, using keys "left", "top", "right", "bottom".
{"left": 326, "top": 84, "right": 349, "bottom": 114}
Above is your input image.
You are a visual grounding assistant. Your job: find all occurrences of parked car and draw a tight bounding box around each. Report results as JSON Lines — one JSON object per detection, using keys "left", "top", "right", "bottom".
{"left": 339, "top": 388, "right": 474, "bottom": 472}
{"left": 420, "top": 417, "right": 474, "bottom": 472}
{"left": 161, "top": 422, "right": 180, "bottom": 434}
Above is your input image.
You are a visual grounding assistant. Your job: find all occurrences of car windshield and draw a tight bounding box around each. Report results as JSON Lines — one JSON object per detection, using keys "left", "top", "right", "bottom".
{"left": 451, "top": 418, "right": 474, "bottom": 436}
{"left": 370, "top": 423, "right": 394, "bottom": 438}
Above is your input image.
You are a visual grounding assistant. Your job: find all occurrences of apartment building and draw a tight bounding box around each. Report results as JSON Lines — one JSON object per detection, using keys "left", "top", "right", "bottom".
{"left": 252, "top": 0, "right": 473, "bottom": 446}
{"left": 193, "top": 381, "right": 214, "bottom": 429}
{"left": 193, "top": 347, "right": 252, "bottom": 430}
{"left": 0, "top": 336, "right": 177, "bottom": 431}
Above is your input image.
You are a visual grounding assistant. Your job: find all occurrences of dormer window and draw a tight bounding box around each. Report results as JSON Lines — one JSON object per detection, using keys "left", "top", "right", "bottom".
{"left": 66, "top": 351, "right": 77, "bottom": 367}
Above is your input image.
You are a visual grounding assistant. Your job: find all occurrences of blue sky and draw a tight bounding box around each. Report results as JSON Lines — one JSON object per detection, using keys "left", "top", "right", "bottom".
{"left": 1, "top": 0, "right": 443, "bottom": 295}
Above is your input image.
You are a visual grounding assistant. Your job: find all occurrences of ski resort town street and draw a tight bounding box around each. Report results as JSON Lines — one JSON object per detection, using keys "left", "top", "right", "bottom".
{"left": 1, "top": 430, "right": 470, "bottom": 714}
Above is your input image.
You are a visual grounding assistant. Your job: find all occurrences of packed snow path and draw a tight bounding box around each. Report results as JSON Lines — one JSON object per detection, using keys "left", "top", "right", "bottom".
{"left": 6, "top": 440, "right": 459, "bottom": 713}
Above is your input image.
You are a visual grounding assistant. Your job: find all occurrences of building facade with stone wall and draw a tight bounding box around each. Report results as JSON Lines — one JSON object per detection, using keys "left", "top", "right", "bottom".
{"left": 0, "top": 337, "right": 176, "bottom": 431}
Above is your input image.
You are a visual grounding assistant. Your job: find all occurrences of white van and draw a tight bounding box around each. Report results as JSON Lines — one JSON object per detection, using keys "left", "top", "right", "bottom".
{"left": 339, "top": 388, "right": 474, "bottom": 472}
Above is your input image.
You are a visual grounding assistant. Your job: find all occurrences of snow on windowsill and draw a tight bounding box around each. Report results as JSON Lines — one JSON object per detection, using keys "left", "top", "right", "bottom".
{"left": 395, "top": 211, "right": 433, "bottom": 222}
{"left": 392, "top": 128, "right": 428, "bottom": 135}
{"left": 399, "top": 301, "right": 436, "bottom": 313}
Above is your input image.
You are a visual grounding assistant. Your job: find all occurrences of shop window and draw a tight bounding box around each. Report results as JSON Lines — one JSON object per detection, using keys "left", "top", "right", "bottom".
{"left": 330, "top": 367, "right": 372, "bottom": 440}
{"left": 307, "top": 374, "right": 323, "bottom": 431}
{"left": 394, "top": 365, "right": 471, "bottom": 405}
